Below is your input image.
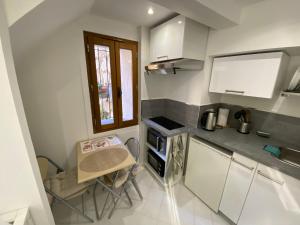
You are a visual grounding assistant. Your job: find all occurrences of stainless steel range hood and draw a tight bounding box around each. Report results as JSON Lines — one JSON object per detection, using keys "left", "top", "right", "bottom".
{"left": 145, "top": 58, "right": 204, "bottom": 75}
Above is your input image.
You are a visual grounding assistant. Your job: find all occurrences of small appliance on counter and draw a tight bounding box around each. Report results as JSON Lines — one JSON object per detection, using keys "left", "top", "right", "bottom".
{"left": 216, "top": 108, "right": 230, "bottom": 128}
{"left": 234, "top": 109, "right": 251, "bottom": 134}
{"left": 201, "top": 109, "right": 217, "bottom": 131}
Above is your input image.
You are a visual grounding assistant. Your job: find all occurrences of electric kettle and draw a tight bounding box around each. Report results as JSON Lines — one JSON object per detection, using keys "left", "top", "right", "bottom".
{"left": 201, "top": 109, "right": 217, "bottom": 131}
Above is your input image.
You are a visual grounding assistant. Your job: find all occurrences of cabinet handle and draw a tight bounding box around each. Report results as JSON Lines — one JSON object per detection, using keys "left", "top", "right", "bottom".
{"left": 257, "top": 170, "right": 284, "bottom": 185}
{"left": 157, "top": 55, "right": 168, "bottom": 60}
{"left": 225, "top": 90, "right": 245, "bottom": 94}
{"left": 232, "top": 157, "right": 255, "bottom": 171}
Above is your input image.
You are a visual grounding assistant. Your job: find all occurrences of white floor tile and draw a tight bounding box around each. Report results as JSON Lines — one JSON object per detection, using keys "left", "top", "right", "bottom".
{"left": 159, "top": 190, "right": 194, "bottom": 225}
{"left": 193, "top": 198, "right": 213, "bottom": 225}
{"left": 211, "top": 212, "right": 231, "bottom": 225}
{"left": 52, "top": 169, "right": 225, "bottom": 225}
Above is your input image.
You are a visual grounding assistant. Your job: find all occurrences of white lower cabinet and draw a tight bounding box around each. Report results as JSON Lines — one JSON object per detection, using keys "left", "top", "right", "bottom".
{"left": 238, "top": 164, "right": 300, "bottom": 225}
{"left": 219, "top": 153, "right": 258, "bottom": 223}
{"left": 185, "top": 137, "right": 231, "bottom": 212}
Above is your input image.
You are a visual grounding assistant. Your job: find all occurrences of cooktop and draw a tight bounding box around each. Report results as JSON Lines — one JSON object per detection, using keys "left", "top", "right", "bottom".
{"left": 149, "top": 116, "right": 184, "bottom": 130}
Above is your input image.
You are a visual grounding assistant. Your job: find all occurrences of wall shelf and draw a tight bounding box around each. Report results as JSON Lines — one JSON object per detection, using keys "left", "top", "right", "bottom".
{"left": 281, "top": 91, "right": 300, "bottom": 97}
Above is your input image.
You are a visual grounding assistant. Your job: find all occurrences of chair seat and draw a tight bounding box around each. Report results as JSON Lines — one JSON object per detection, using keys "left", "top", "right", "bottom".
{"left": 131, "top": 164, "right": 143, "bottom": 176}
{"left": 104, "top": 169, "right": 129, "bottom": 188}
{"left": 46, "top": 168, "right": 91, "bottom": 200}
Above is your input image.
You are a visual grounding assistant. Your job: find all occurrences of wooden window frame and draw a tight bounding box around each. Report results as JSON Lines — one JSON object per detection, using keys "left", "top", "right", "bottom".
{"left": 83, "top": 31, "right": 139, "bottom": 133}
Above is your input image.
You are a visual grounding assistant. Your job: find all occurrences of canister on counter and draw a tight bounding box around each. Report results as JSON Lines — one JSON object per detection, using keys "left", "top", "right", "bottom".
{"left": 216, "top": 108, "right": 230, "bottom": 128}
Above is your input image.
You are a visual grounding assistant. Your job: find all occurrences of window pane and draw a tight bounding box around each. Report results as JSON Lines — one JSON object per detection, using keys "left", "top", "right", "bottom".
{"left": 94, "top": 45, "right": 114, "bottom": 125}
{"left": 120, "top": 49, "right": 133, "bottom": 121}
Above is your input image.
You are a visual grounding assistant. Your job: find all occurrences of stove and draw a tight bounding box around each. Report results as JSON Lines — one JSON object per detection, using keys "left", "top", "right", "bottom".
{"left": 149, "top": 116, "right": 184, "bottom": 130}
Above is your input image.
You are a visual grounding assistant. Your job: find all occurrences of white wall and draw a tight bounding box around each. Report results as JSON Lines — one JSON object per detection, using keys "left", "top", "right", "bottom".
{"left": 142, "top": 70, "right": 205, "bottom": 105}
{"left": 201, "top": 0, "right": 300, "bottom": 117}
{"left": 16, "top": 14, "right": 139, "bottom": 168}
{"left": 0, "top": 2, "right": 54, "bottom": 224}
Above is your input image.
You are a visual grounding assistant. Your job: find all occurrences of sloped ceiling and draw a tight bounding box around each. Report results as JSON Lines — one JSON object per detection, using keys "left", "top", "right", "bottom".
{"left": 150, "top": 0, "right": 241, "bottom": 29}
{"left": 9, "top": 0, "right": 267, "bottom": 63}
{"left": 9, "top": 0, "right": 95, "bottom": 63}
{"left": 91, "top": 0, "right": 175, "bottom": 27}
{"left": 233, "top": 0, "right": 265, "bottom": 7}
{"left": 3, "top": 0, "right": 45, "bottom": 26}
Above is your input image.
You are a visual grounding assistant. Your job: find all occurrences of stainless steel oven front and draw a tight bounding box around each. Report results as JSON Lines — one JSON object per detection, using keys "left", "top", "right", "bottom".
{"left": 147, "top": 128, "right": 167, "bottom": 154}
{"left": 147, "top": 149, "right": 165, "bottom": 177}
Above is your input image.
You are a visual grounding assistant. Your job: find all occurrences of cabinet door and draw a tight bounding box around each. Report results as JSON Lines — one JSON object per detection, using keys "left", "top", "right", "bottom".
{"left": 238, "top": 164, "right": 300, "bottom": 225}
{"left": 150, "top": 25, "right": 165, "bottom": 62}
{"left": 150, "top": 16, "right": 185, "bottom": 62}
{"left": 219, "top": 153, "right": 258, "bottom": 223}
{"left": 209, "top": 52, "right": 286, "bottom": 98}
{"left": 185, "top": 138, "right": 231, "bottom": 212}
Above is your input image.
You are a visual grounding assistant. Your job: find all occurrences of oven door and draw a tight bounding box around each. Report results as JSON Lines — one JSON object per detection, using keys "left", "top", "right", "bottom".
{"left": 147, "top": 128, "right": 166, "bottom": 153}
{"left": 147, "top": 149, "right": 165, "bottom": 177}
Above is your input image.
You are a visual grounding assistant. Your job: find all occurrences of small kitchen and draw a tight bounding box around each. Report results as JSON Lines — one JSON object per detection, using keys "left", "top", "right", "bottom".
{"left": 2, "top": 1, "right": 300, "bottom": 225}
{"left": 140, "top": 6, "right": 300, "bottom": 225}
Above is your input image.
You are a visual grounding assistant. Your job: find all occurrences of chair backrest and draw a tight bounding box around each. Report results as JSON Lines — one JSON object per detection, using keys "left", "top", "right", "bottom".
{"left": 37, "top": 157, "right": 49, "bottom": 181}
{"left": 125, "top": 137, "right": 140, "bottom": 162}
{"left": 36, "top": 155, "right": 64, "bottom": 179}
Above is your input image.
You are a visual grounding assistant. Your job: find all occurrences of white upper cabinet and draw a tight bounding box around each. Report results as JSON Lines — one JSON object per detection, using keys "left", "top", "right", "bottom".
{"left": 238, "top": 164, "right": 300, "bottom": 225}
{"left": 209, "top": 52, "right": 289, "bottom": 99}
{"left": 150, "top": 15, "right": 209, "bottom": 62}
{"left": 219, "top": 153, "right": 258, "bottom": 224}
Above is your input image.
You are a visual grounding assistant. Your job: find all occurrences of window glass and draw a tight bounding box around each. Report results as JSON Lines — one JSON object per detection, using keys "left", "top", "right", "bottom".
{"left": 94, "top": 45, "right": 114, "bottom": 125}
{"left": 119, "top": 49, "right": 133, "bottom": 121}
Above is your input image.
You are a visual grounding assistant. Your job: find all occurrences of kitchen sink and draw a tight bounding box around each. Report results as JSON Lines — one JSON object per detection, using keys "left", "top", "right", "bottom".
{"left": 277, "top": 147, "right": 300, "bottom": 168}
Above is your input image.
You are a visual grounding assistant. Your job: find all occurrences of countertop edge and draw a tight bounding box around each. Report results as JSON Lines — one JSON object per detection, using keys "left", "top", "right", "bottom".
{"left": 142, "top": 117, "right": 300, "bottom": 181}
{"left": 190, "top": 128, "right": 300, "bottom": 181}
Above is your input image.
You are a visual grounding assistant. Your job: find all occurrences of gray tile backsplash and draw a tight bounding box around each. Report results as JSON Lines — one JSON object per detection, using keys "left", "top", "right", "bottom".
{"left": 141, "top": 99, "right": 165, "bottom": 118}
{"left": 198, "top": 103, "right": 300, "bottom": 146}
{"left": 141, "top": 99, "right": 200, "bottom": 128}
{"left": 142, "top": 99, "right": 300, "bottom": 146}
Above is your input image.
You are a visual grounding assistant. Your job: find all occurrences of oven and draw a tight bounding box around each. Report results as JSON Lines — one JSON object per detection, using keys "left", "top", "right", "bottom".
{"left": 147, "top": 128, "right": 167, "bottom": 155}
{"left": 147, "top": 149, "right": 165, "bottom": 177}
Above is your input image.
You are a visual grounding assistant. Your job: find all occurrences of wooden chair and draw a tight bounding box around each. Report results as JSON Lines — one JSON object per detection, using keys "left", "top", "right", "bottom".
{"left": 36, "top": 155, "right": 94, "bottom": 223}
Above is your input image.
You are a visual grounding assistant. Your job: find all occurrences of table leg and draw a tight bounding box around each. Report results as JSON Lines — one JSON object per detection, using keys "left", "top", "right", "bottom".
{"left": 96, "top": 179, "right": 123, "bottom": 198}
{"left": 94, "top": 171, "right": 123, "bottom": 220}
{"left": 93, "top": 183, "right": 100, "bottom": 220}
{"left": 99, "top": 192, "right": 111, "bottom": 220}
{"left": 108, "top": 183, "right": 132, "bottom": 219}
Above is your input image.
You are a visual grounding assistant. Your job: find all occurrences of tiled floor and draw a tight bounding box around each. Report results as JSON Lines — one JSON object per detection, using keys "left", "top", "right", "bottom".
{"left": 53, "top": 169, "right": 232, "bottom": 225}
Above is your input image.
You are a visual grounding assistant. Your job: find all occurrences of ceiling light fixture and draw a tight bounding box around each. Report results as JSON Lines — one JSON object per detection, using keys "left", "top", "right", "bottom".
{"left": 178, "top": 20, "right": 182, "bottom": 24}
{"left": 148, "top": 7, "right": 154, "bottom": 15}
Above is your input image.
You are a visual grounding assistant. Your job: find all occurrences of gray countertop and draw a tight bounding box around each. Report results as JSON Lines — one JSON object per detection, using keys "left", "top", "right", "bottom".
{"left": 190, "top": 127, "right": 300, "bottom": 180}
{"left": 142, "top": 116, "right": 300, "bottom": 180}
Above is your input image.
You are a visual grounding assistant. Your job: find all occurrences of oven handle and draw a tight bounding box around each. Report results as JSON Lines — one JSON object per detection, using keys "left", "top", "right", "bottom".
{"left": 156, "top": 136, "right": 160, "bottom": 151}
